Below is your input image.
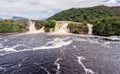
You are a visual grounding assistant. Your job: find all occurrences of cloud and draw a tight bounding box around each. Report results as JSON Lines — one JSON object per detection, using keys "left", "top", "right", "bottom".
{"left": 0, "top": 0, "right": 120, "bottom": 20}
{"left": 104, "top": 0, "right": 120, "bottom": 6}
{"left": 107, "top": 0, "right": 117, "bottom": 3}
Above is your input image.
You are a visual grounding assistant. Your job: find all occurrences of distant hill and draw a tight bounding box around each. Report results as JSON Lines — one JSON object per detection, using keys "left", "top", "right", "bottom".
{"left": 47, "top": 6, "right": 120, "bottom": 36}
{"left": 102, "top": 6, "right": 120, "bottom": 16}
{"left": 0, "top": 18, "right": 3, "bottom": 20}
{"left": 11, "top": 16, "right": 28, "bottom": 20}
{"left": 47, "top": 6, "right": 119, "bottom": 23}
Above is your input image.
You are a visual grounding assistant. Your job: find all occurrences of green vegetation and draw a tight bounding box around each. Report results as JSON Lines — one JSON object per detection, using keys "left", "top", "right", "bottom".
{"left": 0, "top": 20, "right": 26, "bottom": 33}
{"left": 92, "top": 16, "right": 120, "bottom": 36}
{"left": 34, "top": 20, "right": 45, "bottom": 30}
{"left": 44, "top": 19, "right": 56, "bottom": 32}
{"left": 48, "top": 6, "right": 120, "bottom": 36}
{"left": 47, "top": 6, "right": 115, "bottom": 23}
{"left": 0, "top": 19, "right": 56, "bottom": 33}
{"left": 67, "top": 23, "right": 88, "bottom": 34}
{"left": 0, "top": 6, "right": 120, "bottom": 36}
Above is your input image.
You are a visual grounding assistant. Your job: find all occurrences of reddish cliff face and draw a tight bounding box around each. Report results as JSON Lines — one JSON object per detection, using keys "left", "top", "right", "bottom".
{"left": 102, "top": 6, "right": 120, "bottom": 16}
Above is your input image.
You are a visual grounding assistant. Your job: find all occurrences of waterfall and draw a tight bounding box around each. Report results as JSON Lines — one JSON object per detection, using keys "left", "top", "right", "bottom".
{"left": 38, "top": 26, "right": 45, "bottom": 33}
{"left": 28, "top": 20, "right": 37, "bottom": 32}
{"left": 27, "top": 20, "right": 45, "bottom": 33}
{"left": 26, "top": 21, "right": 93, "bottom": 35}
{"left": 87, "top": 23, "right": 93, "bottom": 35}
{"left": 53, "top": 21, "right": 70, "bottom": 34}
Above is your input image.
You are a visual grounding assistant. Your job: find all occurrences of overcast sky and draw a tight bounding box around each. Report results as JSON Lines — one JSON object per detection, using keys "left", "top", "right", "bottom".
{"left": 0, "top": 0, "right": 120, "bottom": 20}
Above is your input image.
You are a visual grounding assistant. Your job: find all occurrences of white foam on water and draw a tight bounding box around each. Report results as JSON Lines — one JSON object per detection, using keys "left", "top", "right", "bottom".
{"left": 0, "top": 38, "right": 72, "bottom": 56}
{"left": 0, "top": 37, "right": 2, "bottom": 40}
{"left": 54, "top": 58, "right": 62, "bottom": 74}
{"left": 108, "top": 36, "right": 120, "bottom": 41}
{"left": 0, "top": 48, "right": 17, "bottom": 52}
{"left": 33, "top": 38, "right": 72, "bottom": 50}
{"left": 4, "top": 38, "right": 9, "bottom": 42}
{"left": 72, "top": 35, "right": 118, "bottom": 48}
{"left": 77, "top": 56, "right": 98, "bottom": 74}
{"left": 75, "top": 37, "right": 112, "bottom": 48}
{"left": 73, "top": 38, "right": 87, "bottom": 42}
{"left": 0, "top": 44, "right": 24, "bottom": 52}
{"left": 34, "top": 62, "right": 50, "bottom": 74}
{"left": 88, "top": 39, "right": 100, "bottom": 44}
{"left": 60, "top": 37, "right": 70, "bottom": 40}
{"left": 0, "top": 44, "right": 27, "bottom": 56}
{"left": 0, "top": 66, "right": 6, "bottom": 70}
{"left": 40, "top": 66, "right": 51, "bottom": 74}
{"left": 26, "top": 29, "right": 45, "bottom": 34}
{"left": 73, "top": 45, "right": 77, "bottom": 48}
{"left": 0, "top": 44, "right": 4, "bottom": 48}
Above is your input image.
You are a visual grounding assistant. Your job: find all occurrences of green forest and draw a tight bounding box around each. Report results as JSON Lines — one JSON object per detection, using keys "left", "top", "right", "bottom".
{"left": 48, "top": 6, "right": 120, "bottom": 36}
{"left": 47, "top": 6, "right": 115, "bottom": 22}
{"left": 92, "top": 16, "right": 120, "bottom": 36}
{"left": 0, "top": 20, "right": 26, "bottom": 33}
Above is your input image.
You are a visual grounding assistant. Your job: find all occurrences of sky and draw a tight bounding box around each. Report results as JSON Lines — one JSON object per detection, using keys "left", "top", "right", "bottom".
{"left": 0, "top": 0, "right": 120, "bottom": 20}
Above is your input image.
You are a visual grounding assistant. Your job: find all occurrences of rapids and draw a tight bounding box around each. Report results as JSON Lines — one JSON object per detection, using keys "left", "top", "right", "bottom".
{"left": 0, "top": 33, "right": 120, "bottom": 74}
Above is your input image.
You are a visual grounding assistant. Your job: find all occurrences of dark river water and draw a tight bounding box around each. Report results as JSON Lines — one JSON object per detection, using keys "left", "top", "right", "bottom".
{"left": 0, "top": 33, "right": 120, "bottom": 74}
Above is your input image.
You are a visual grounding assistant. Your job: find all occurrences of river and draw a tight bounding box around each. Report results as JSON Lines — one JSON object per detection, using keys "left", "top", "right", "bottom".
{"left": 0, "top": 33, "right": 120, "bottom": 74}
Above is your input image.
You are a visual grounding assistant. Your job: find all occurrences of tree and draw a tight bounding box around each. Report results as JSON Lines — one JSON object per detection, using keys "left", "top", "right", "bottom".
{"left": 44, "top": 19, "right": 56, "bottom": 32}
{"left": 0, "top": 20, "right": 26, "bottom": 33}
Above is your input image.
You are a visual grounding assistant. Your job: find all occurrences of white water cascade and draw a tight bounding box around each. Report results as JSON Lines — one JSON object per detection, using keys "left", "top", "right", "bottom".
{"left": 87, "top": 24, "right": 93, "bottom": 35}
{"left": 52, "top": 21, "right": 70, "bottom": 34}
{"left": 26, "top": 21, "right": 93, "bottom": 35}
{"left": 28, "top": 20, "right": 37, "bottom": 32}
{"left": 27, "top": 20, "right": 45, "bottom": 33}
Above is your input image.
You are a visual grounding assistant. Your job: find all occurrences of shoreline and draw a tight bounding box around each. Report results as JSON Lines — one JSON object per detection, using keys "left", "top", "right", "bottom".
{"left": 0, "top": 32, "right": 119, "bottom": 37}
{"left": 0, "top": 32, "right": 120, "bottom": 41}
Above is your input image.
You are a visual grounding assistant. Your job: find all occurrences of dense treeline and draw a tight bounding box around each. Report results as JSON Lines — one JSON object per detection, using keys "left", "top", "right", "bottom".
{"left": 92, "top": 16, "right": 120, "bottom": 36}
{"left": 0, "top": 20, "right": 26, "bottom": 33}
{"left": 47, "top": 6, "right": 115, "bottom": 23}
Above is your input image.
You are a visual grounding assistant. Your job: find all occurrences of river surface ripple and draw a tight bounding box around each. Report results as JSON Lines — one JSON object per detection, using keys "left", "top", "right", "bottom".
{"left": 0, "top": 33, "right": 120, "bottom": 74}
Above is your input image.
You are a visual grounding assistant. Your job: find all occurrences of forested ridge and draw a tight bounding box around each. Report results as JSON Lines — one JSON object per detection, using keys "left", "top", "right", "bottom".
{"left": 48, "top": 6, "right": 120, "bottom": 36}
{"left": 47, "top": 6, "right": 115, "bottom": 22}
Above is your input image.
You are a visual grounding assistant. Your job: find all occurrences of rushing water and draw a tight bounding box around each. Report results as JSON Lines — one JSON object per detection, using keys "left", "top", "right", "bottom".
{"left": 28, "top": 21, "right": 37, "bottom": 32}
{"left": 0, "top": 33, "right": 120, "bottom": 74}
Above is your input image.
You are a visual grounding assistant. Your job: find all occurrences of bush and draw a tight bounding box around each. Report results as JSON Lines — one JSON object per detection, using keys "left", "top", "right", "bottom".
{"left": 0, "top": 20, "right": 26, "bottom": 33}
{"left": 92, "top": 17, "right": 120, "bottom": 36}
{"left": 67, "top": 22, "right": 88, "bottom": 34}
{"left": 44, "top": 19, "right": 56, "bottom": 32}
{"left": 68, "top": 23, "right": 74, "bottom": 28}
{"left": 35, "top": 21, "right": 44, "bottom": 30}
